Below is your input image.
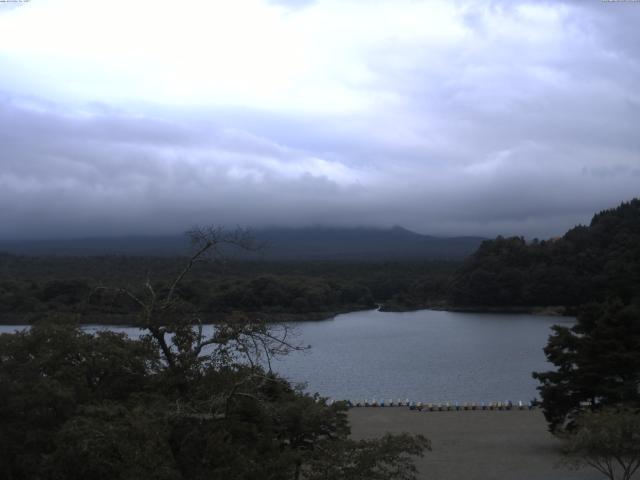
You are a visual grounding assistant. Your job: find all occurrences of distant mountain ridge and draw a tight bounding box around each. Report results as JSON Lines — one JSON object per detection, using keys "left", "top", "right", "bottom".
{"left": 0, "top": 226, "right": 484, "bottom": 261}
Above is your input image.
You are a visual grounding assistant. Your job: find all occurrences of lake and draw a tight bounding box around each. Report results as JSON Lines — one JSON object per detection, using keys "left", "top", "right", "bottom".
{"left": 0, "top": 308, "right": 571, "bottom": 403}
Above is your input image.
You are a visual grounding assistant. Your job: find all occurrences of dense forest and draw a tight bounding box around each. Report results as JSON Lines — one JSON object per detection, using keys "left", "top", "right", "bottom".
{"left": 449, "top": 199, "right": 640, "bottom": 309}
{"left": 2, "top": 199, "right": 639, "bottom": 324}
{"left": 0, "top": 255, "right": 456, "bottom": 324}
{"left": 0, "top": 231, "right": 430, "bottom": 479}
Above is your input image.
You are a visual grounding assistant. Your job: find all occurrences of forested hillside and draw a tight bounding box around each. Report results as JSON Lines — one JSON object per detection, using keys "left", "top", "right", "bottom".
{"left": 4, "top": 200, "right": 639, "bottom": 323}
{"left": 0, "top": 256, "right": 455, "bottom": 324}
{"left": 450, "top": 199, "right": 640, "bottom": 308}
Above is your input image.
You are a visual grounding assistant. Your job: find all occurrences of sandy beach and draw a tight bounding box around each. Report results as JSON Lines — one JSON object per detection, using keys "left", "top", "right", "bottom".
{"left": 349, "top": 408, "right": 604, "bottom": 480}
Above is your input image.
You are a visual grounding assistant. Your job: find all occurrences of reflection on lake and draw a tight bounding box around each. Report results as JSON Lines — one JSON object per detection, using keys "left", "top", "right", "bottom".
{"left": 0, "top": 309, "right": 571, "bottom": 403}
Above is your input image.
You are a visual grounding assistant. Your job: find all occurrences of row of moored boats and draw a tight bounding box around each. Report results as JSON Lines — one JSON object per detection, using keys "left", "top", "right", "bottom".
{"left": 344, "top": 399, "right": 537, "bottom": 410}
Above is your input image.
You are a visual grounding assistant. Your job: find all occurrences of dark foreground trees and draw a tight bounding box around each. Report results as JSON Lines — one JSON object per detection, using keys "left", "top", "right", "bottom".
{"left": 533, "top": 300, "right": 640, "bottom": 433}
{"left": 561, "top": 407, "right": 640, "bottom": 480}
{"left": 0, "top": 228, "right": 429, "bottom": 480}
{"left": 533, "top": 300, "right": 640, "bottom": 479}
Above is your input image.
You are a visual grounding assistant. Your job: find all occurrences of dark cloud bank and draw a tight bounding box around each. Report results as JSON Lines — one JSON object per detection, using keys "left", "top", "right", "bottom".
{"left": 1, "top": 0, "right": 639, "bottom": 241}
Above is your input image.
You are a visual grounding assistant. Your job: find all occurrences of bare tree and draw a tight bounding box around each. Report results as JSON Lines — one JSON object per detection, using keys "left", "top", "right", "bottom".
{"left": 94, "top": 226, "right": 305, "bottom": 377}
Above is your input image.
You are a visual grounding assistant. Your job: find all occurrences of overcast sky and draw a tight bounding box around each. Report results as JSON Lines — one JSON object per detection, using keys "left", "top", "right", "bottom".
{"left": 1, "top": 0, "right": 639, "bottom": 240}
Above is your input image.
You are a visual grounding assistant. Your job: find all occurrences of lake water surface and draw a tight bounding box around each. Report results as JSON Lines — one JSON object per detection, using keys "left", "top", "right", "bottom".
{"left": 272, "top": 309, "right": 571, "bottom": 403}
{"left": 0, "top": 309, "right": 571, "bottom": 403}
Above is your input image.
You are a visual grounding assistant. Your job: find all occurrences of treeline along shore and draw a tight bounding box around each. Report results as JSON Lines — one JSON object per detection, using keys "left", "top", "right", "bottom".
{"left": 0, "top": 256, "right": 456, "bottom": 325}
{"left": 1, "top": 199, "right": 639, "bottom": 325}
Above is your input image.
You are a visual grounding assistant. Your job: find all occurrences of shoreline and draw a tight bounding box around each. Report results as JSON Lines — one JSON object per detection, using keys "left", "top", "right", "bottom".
{"left": 419, "top": 304, "right": 572, "bottom": 316}
{"left": 0, "top": 304, "right": 573, "bottom": 326}
{"left": 0, "top": 307, "right": 368, "bottom": 326}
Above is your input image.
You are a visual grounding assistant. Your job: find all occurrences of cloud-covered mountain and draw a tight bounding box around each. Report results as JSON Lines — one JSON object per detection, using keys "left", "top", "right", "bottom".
{"left": 0, "top": 227, "right": 484, "bottom": 261}
{"left": 1, "top": 1, "right": 638, "bottom": 240}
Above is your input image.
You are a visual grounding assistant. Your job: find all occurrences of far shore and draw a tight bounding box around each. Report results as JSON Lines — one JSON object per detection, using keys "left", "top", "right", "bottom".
{"left": 0, "top": 308, "right": 364, "bottom": 326}
{"left": 349, "top": 408, "right": 599, "bottom": 480}
{"left": 0, "top": 304, "right": 575, "bottom": 326}
{"left": 417, "top": 304, "right": 573, "bottom": 317}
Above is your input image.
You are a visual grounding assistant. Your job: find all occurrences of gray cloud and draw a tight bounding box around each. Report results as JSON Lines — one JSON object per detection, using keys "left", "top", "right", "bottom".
{"left": 1, "top": 0, "right": 639, "bottom": 240}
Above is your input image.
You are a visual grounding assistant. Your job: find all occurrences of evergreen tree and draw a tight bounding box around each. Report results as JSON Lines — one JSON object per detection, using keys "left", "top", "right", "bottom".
{"left": 450, "top": 198, "right": 640, "bottom": 308}
{"left": 533, "top": 300, "right": 640, "bottom": 432}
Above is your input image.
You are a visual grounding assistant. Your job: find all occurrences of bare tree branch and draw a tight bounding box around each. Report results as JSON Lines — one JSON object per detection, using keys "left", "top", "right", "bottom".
{"left": 91, "top": 226, "right": 304, "bottom": 376}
